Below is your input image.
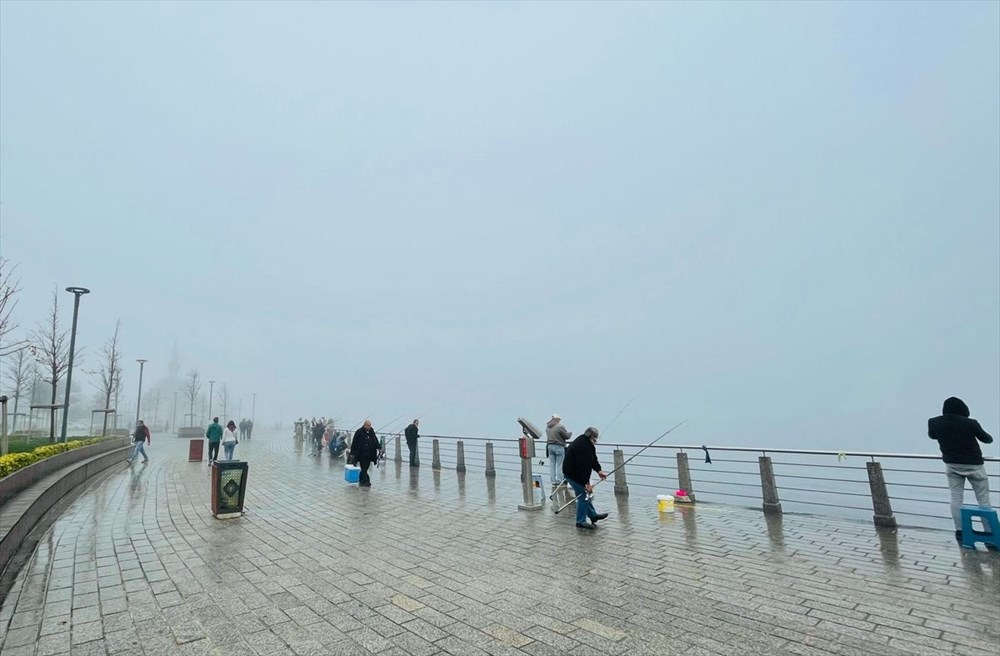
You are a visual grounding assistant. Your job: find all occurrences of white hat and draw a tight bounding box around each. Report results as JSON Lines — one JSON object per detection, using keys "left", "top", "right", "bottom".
{"left": 551, "top": 414, "right": 561, "bottom": 420}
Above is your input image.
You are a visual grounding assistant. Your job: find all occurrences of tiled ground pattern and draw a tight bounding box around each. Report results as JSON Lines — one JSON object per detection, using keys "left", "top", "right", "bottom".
{"left": 1, "top": 433, "right": 998, "bottom": 656}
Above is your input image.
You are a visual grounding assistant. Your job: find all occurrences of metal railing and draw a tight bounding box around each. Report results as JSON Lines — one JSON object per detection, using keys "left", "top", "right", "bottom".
{"left": 381, "top": 432, "right": 999, "bottom": 530}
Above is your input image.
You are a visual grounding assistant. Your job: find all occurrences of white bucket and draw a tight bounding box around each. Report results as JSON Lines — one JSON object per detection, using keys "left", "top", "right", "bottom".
{"left": 657, "top": 494, "right": 675, "bottom": 512}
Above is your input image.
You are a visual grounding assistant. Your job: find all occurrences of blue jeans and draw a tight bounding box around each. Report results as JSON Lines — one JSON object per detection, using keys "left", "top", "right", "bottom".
{"left": 568, "top": 479, "right": 597, "bottom": 525}
{"left": 548, "top": 445, "right": 565, "bottom": 487}
{"left": 129, "top": 441, "right": 148, "bottom": 463}
{"left": 223, "top": 443, "right": 236, "bottom": 460}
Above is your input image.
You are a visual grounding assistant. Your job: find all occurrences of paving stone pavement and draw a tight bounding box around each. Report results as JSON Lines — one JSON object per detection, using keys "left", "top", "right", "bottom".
{"left": 1, "top": 433, "right": 998, "bottom": 656}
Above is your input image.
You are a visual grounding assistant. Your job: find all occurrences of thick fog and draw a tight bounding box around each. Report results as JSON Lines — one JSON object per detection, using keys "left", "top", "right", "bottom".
{"left": 1, "top": 2, "right": 997, "bottom": 452}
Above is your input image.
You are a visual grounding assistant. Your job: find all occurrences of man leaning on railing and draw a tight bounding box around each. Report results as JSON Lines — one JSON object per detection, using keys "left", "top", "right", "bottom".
{"left": 928, "top": 396, "right": 995, "bottom": 542}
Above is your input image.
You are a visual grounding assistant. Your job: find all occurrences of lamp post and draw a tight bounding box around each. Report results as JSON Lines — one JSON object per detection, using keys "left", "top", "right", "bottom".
{"left": 135, "top": 359, "right": 148, "bottom": 428}
{"left": 208, "top": 380, "right": 216, "bottom": 420}
{"left": 60, "top": 286, "right": 90, "bottom": 443}
{"left": 172, "top": 391, "right": 178, "bottom": 434}
{"left": 252, "top": 392, "right": 256, "bottom": 424}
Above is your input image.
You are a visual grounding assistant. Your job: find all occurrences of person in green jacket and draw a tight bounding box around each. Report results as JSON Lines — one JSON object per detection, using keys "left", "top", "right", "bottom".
{"left": 206, "top": 417, "right": 223, "bottom": 465}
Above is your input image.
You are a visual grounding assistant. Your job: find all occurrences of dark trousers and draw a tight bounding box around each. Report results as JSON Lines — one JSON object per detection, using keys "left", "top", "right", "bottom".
{"left": 407, "top": 439, "right": 419, "bottom": 466}
{"left": 359, "top": 458, "right": 372, "bottom": 485}
{"left": 208, "top": 441, "right": 220, "bottom": 462}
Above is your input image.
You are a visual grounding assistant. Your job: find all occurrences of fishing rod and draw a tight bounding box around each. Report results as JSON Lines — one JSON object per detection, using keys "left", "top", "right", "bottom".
{"left": 549, "top": 398, "right": 636, "bottom": 499}
{"left": 376, "top": 413, "right": 427, "bottom": 465}
{"left": 554, "top": 418, "right": 689, "bottom": 515}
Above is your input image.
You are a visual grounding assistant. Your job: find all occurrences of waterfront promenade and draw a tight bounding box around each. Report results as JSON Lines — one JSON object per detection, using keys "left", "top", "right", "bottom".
{"left": 1, "top": 433, "right": 997, "bottom": 656}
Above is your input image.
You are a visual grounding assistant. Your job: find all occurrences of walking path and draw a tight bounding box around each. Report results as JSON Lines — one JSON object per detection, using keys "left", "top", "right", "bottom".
{"left": 1, "top": 433, "right": 997, "bottom": 656}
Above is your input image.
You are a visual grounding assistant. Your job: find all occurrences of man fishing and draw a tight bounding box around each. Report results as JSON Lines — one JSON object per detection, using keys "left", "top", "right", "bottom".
{"left": 562, "top": 427, "right": 609, "bottom": 530}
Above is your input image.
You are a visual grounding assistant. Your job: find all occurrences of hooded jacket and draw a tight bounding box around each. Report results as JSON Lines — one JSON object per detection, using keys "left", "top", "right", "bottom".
{"left": 562, "top": 433, "right": 603, "bottom": 486}
{"left": 546, "top": 418, "right": 572, "bottom": 447}
{"left": 206, "top": 421, "right": 223, "bottom": 443}
{"left": 928, "top": 397, "right": 993, "bottom": 465}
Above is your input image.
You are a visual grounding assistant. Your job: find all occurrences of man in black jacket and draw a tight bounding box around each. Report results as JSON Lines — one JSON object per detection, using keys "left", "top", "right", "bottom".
{"left": 309, "top": 420, "right": 326, "bottom": 456}
{"left": 928, "top": 397, "right": 995, "bottom": 540}
{"left": 405, "top": 419, "right": 420, "bottom": 467}
{"left": 562, "top": 427, "right": 609, "bottom": 530}
{"left": 350, "top": 420, "right": 381, "bottom": 487}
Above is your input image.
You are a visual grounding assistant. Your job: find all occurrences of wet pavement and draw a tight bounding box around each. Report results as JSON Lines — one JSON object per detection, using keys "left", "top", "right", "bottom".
{"left": 1, "top": 433, "right": 998, "bottom": 656}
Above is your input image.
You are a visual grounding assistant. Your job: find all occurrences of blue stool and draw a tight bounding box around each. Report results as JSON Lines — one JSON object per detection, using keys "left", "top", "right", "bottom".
{"left": 960, "top": 505, "right": 1000, "bottom": 550}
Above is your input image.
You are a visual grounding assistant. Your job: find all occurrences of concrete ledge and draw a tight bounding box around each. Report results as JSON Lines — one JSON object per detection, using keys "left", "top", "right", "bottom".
{"left": 0, "top": 446, "right": 130, "bottom": 581}
{"left": 0, "top": 438, "right": 130, "bottom": 506}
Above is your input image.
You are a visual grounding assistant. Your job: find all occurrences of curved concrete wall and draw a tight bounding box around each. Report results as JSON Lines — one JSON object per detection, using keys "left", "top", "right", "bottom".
{"left": 0, "top": 438, "right": 130, "bottom": 506}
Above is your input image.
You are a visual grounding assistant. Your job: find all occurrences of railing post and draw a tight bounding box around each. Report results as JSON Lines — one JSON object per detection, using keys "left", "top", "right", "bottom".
{"left": 485, "top": 442, "right": 496, "bottom": 477}
{"left": 432, "top": 439, "right": 441, "bottom": 470}
{"left": 758, "top": 455, "right": 782, "bottom": 515}
{"left": 867, "top": 461, "right": 897, "bottom": 528}
{"left": 613, "top": 449, "right": 629, "bottom": 496}
{"left": 677, "top": 452, "right": 696, "bottom": 502}
{"left": 456, "top": 440, "right": 466, "bottom": 473}
{"left": 394, "top": 435, "right": 402, "bottom": 463}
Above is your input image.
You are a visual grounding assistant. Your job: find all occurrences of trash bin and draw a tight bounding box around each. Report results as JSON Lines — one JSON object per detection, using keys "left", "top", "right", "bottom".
{"left": 211, "top": 460, "right": 248, "bottom": 519}
{"left": 189, "top": 439, "right": 204, "bottom": 462}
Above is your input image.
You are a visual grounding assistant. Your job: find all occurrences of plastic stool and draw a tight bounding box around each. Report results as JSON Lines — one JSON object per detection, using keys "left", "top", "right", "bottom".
{"left": 960, "top": 505, "right": 1000, "bottom": 550}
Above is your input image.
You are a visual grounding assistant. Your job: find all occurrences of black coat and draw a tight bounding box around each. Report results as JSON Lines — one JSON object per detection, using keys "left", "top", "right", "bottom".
{"left": 562, "top": 434, "right": 603, "bottom": 486}
{"left": 350, "top": 427, "right": 380, "bottom": 462}
{"left": 929, "top": 397, "right": 993, "bottom": 465}
{"left": 405, "top": 423, "right": 419, "bottom": 443}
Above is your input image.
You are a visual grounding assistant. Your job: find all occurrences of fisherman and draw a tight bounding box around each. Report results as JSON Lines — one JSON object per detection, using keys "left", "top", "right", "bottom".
{"left": 928, "top": 397, "right": 995, "bottom": 543}
{"left": 309, "top": 419, "right": 326, "bottom": 456}
{"left": 349, "top": 420, "right": 381, "bottom": 487}
{"left": 405, "top": 418, "right": 420, "bottom": 467}
{"left": 562, "top": 427, "right": 609, "bottom": 530}
{"left": 545, "top": 414, "right": 572, "bottom": 492}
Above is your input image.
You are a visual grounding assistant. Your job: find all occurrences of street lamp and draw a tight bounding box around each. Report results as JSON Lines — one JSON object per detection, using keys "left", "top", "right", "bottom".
{"left": 208, "top": 380, "right": 216, "bottom": 420}
{"left": 135, "top": 359, "right": 148, "bottom": 428}
{"left": 252, "top": 392, "right": 256, "bottom": 424}
{"left": 60, "top": 286, "right": 90, "bottom": 442}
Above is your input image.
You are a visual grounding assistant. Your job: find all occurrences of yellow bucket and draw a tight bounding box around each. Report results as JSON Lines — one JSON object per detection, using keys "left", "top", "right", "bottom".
{"left": 657, "top": 494, "right": 675, "bottom": 512}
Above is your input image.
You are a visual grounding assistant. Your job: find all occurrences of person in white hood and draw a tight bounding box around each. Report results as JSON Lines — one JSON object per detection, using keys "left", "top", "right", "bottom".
{"left": 545, "top": 414, "right": 572, "bottom": 491}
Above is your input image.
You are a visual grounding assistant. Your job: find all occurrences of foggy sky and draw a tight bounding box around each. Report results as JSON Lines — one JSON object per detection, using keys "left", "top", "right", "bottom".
{"left": 1, "top": 1, "right": 998, "bottom": 451}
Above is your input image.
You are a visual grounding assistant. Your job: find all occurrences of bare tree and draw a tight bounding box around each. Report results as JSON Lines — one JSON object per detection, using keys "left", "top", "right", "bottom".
{"left": 32, "top": 291, "right": 70, "bottom": 442}
{"left": 183, "top": 369, "right": 201, "bottom": 428}
{"left": 217, "top": 383, "right": 230, "bottom": 422}
{"left": 86, "top": 320, "right": 123, "bottom": 437}
{"left": 0, "top": 258, "right": 30, "bottom": 356}
{"left": 2, "top": 348, "right": 31, "bottom": 431}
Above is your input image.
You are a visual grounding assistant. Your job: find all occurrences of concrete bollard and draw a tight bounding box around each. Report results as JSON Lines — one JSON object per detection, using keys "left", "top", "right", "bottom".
{"left": 456, "top": 441, "right": 467, "bottom": 473}
{"left": 758, "top": 455, "right": 782, "bottom": 515}
{"left": 432, "top": 439, "right": 441, "bottom": 470}
{"left": 613, "top": 449, "right": 629, "bottom": 496}
{"left": 867, "top": 461, "right": 897, "bottom": 528}
{"left": 485, "top": 442, "right": 496, "bottom": 477}
{"left": 677, "top": 452, "right": 696, "bottom": 502}
{"left": 394, "top": 435, "right": 402, "bottom": 463}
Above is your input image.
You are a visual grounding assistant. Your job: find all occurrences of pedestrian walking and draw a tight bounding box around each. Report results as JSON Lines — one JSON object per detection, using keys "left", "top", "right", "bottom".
{"left": 563, "top": 427, "right": 609, "bottom": 530}
{"left": 206, "top": 417, "right": 223, "bottom": 465}
{"left": 127, "top": 420, "right": 151, "bottom": 464}
{"left": 405, "top": 419, "right": 420, "bottom": 467}
{"left": 928, "top": 396, "right": 995, "bottom": 542}
{"left": 222, "top": 420, "right": 240, "bottom": 460}
{"left": 245, "top": 419, "right": 253, "bottom": 440}
{"left": 349, "top": 420, "right": 382, "bottom": 487}
{"left": 546, "top": 414, "right": 572, "bottom": 491}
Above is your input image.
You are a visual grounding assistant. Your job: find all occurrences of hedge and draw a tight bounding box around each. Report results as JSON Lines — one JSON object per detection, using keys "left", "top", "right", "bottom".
{"left": 0, "top": 438, "right": 106, "bottom": 478}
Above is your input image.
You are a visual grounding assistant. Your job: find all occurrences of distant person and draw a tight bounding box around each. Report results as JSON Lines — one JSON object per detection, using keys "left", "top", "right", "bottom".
{"left": 127, "top": 420, "right": 151, "bottom": 465}
{"left": 222, "top": 420, "right": 239, "bottom": 460}
{"left": 405, "top": 419, "right": 420, "bottom": 467}
{"left": 349, "top": 420, "right": 381, "bottom": 487}
{"left": 309, "top": 420, "right": 325, "bottom": 456}
{"left": 206, "top": 417, "right": 223, "bottom": 465}
{"left": 245, "top": 419, "right": 253, "bottom": 440}
{"left": 928, "top": 397, "right": 995, "bottom": 542}
{"left": 546, "top": 414, "right": 572, "bottom": 491}
{"left": 563, "top": 427, "right": 609, "bottom": 530}
{"left": 238, "top": 419, "right": 247, "bottom": 440}
{"left": 294, "top": 418, "right": 305, "bottom": 441}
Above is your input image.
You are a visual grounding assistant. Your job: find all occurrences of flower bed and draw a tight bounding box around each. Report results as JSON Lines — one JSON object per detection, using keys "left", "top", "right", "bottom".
{"left": 0, "top": 438, "right": 106, "bottom": 478}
